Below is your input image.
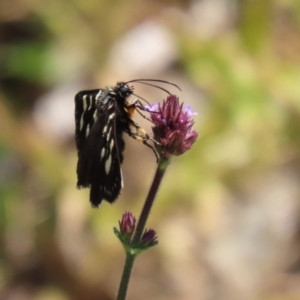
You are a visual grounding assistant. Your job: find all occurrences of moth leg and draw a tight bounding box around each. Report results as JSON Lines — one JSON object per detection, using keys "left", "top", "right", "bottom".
{"left": 127, "top": 100, "right": 153, "bottom": 122}
{"left": 141, "top": 139, "right": 159, "bottom": 163}
{"left": 129, "top": 131, "right": 159, "bottom": 163}
{"left": 126, "top": 121, "right": 159, "bottom": 162}
{"left": 129, "top": 119, "right": 161, "bottom": 146}
{"left": 136, "top": 108, "right": 153, "bottom": 122}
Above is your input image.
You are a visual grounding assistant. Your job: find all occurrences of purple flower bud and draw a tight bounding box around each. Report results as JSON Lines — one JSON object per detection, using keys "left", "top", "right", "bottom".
{"left": 140, "top": 229, "right": 158, "bottom": 247}
{"left": 149, "top": 95, "right": 198, "bottom": 159}
{"left": 119, "top": 211, "right": 136, "bottom": 240}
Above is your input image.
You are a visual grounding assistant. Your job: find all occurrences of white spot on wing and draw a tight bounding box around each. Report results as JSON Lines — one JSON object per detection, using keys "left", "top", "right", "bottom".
{"left": 101, "top": 148, "right": 105, "bottom": 159}
{"left": 80, "top": 95, "right": 88, "bottom": 130}
{"left": 86, "top": 124, "right": 90, "bottom": 137}
{"left": 120, "top": 169, "right": 124, "bottom": 188}
{"left": 83, "top": 95, "right": 87, "bottom": 110}
{"left": 93, "top": 110, "right": 97, "bottom": 121}
{"left": 96, "top": 90, "right": 102, "bottom": 99}
{"left": 108, "top": 113, "right": 115, "bottom": 120}
{"left": 87, "top": 96, "right": 93, "bottom": 110}
{"left": 105, "top": 155, "right": 112, "bottom": 174}
{"left": 79, "top": 117, "right": 84, "bottom": 131}
{"left": 110, "top": 139, "right": 114, "bottom": 149}
{"left": 103, "top": 125, "right": 108, "bottom": 134}
{"left": 106, "top": 128, "right": 111, "bottom": 141}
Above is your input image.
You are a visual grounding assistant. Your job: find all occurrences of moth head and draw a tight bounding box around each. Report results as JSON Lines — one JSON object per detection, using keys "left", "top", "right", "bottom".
{"left": 116, "top": 82, "right": 134, "bottom": 98}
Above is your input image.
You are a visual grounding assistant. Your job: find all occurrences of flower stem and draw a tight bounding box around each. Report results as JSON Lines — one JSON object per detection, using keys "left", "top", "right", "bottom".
{"left": 116, "top": 252, "right": 136, "bottom": 300}
{"left": 116, "top": 158, "right": 170, "bottom": 300}
{"left": 132, "top": 158, "right": 169, "bottom": 247}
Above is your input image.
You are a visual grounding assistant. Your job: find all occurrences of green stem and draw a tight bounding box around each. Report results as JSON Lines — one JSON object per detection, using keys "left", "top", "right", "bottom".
{"left": 132, "top": 159, "right": 169, "bottom": 247}
{"left": 116, "top": 253, "right": 136, "bottom": 300}
{"left": 116, "top": 158, "right": 170, "bottom": 300}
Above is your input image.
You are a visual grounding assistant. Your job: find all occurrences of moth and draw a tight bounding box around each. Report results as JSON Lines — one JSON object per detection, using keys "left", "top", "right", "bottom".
{"left": 74, "top": 79, "right": 179, "bottom": 207}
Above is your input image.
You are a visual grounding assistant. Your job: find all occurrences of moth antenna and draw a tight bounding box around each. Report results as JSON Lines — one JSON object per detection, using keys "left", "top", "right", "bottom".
{"left": 133, "top": 81, "right": 173, "bottom": 95}
{"left": 126, "top": 79, "right": 181, "bottom": 92}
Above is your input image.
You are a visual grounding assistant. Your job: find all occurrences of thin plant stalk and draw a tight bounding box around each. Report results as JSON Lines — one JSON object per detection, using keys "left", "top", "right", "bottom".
{"left": 116, "top": 158, "right": 169, "bottom": 300}
{"left": 116, "top": 252, "right": 136, "bottom": 300}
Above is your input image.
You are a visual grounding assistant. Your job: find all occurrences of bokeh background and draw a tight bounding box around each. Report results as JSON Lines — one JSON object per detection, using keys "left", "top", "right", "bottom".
{"left": 1, "top": 0, "right": 300, "bottom": 299}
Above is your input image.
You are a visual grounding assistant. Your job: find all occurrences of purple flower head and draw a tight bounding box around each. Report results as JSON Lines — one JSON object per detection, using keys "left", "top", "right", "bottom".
{"left": 149, "top": 95, "right": 198, "bottom": 159}
{"left": 140, "top": 229, "right": 158, "bottom": 247}
{"left": 119, "top": 211, "right": 136, "bottom": 241}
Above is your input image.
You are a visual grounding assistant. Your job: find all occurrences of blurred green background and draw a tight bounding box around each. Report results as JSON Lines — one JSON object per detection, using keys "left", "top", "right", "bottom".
{"left": 1, "top": 0, "right": 300, "bottom": 299}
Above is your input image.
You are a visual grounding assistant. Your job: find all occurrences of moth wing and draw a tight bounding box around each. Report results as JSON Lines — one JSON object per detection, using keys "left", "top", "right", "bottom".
{"left": 76, "top": 98, "right": 125, "bottom": 207}
{"left": 75, "top": 89, "right": 104, "bottom": 153}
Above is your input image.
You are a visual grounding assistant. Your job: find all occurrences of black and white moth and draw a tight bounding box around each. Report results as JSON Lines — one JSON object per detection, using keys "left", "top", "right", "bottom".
{"left": 74, "top": 79, "right": 180, "bottom": 207}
